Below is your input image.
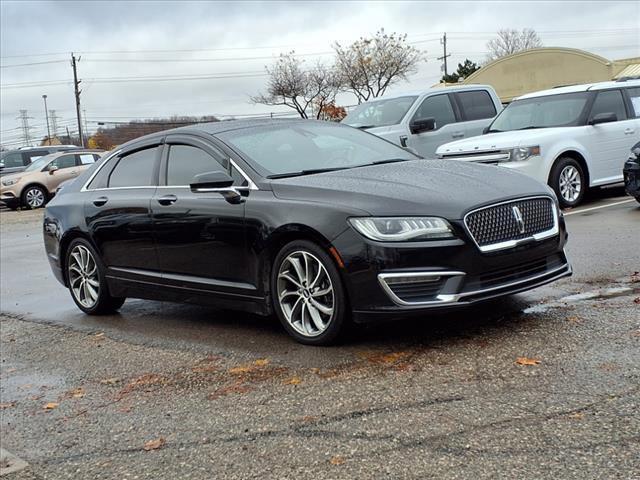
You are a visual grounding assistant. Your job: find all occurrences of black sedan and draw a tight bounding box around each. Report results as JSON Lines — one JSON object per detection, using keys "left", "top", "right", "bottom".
{"left": 624, "top": 141, "right": 640, "bottom": 204}
{"left": 43, "top": 119, "right": 571, "bottom": 345}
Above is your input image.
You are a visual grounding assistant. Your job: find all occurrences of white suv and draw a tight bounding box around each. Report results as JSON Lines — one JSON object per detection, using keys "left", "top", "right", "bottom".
{"left": 342, "top": 85, "right": 502, "bottom": 159}
{"left": 436, "top": 79, "right": 640, "bottom": 207}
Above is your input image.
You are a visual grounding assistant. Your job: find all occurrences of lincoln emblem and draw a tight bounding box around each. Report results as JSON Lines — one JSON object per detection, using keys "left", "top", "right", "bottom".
{"left": 512, "top": 206, "right": 525, "bottom": 234}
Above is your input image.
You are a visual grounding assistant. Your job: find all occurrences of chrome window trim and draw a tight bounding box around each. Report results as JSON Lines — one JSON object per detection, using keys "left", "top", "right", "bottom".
{"left": 378, "top": 261, "right": 571, "bottom": 307}
{"left": 463, "top": 195, "right": 559, "bottom": 253}
{"left": 81, "top": 151, "right": 258, "bottom": 193}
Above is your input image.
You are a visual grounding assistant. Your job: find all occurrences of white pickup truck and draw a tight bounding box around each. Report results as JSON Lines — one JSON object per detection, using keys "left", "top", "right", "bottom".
{"left": 436, "top": 79, "right": 640, "bottom": 207}
{"left": 342, "top": 85, "right": 503, "bottom": 159}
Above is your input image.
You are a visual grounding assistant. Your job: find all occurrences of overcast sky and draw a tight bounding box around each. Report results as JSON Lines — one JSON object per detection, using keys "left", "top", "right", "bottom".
{"left": 1, "top": 0, "right": 638, "bottom": 147}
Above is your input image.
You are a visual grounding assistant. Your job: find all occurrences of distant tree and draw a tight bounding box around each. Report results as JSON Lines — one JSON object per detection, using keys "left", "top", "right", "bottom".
{"left": 317, "top": 102, "right": 347, "bottom": 121}
{"left": 251, "top": 53, "right": 341, "bottom": 119}
{"left": 486, "top": 28, "right": 543, "bottom": 61}
{"left": 441, "top": 59, "right": 481, "bottom": 83}
{"left": 333, "top": 29, "right": 424, "bottom": 104}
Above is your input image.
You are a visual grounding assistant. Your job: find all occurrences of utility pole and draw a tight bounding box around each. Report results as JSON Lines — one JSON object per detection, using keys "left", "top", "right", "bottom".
{"left": 17, "top": 110, "right": 34, "bottom": 146}
{"left": 71, "top": 53, "right": 85, "bottom": 147}
{"left": 42, "top": 95, "right": 51, "bottom": 145}
{"left": 83, "top": 109, "right": 89, "bottom": 143}
{"left": 437, "top": 32, "right": 451, "bottom": 78}
{"left": 49, "top": 110, "right": 59, "bottom": 137}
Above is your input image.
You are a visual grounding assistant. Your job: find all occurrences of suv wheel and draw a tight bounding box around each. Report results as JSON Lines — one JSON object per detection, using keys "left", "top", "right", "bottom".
{"left": 271, "top": 240, "right": 348, "bottom": 345}
{"left": 22, "top": 185, "right": 47, "bottom": 209}
{"left": 550, "top": 157, "right": 586, "bottom": 208}
{"left": 66, "top": 238, "right": 126, "bottom": 314}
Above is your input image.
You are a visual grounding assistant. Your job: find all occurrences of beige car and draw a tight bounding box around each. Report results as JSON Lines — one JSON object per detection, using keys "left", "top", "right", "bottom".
{"left": 0, "top": 150, "right": 103, "bottom": 209}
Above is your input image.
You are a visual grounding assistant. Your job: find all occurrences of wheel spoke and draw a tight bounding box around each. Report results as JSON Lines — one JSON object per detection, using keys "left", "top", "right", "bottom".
{"left": 86, "top": 278, "right": 100, "bottom": 288}
{"left": 278, "top": 272, "right": 302, "bottom": 289}
{"left": 307, "top": 303, "right": 326, "bottom": 331}
{"left": 288, "top": 257, "right": 306, "bottom": 285}
{"left": 310, "top": 297, "right": 333, "bottom": 316}
{"left": 311, "top": 286, "right": 332, "bottom": 297}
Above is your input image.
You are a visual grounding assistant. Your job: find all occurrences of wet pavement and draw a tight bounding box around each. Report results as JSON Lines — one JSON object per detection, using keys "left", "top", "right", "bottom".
{"left": 1, "top": 188, "right": 639, "bottom": 479}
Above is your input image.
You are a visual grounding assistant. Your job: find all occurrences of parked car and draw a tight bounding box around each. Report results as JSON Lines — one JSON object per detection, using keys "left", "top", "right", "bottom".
{"left": 436, "top": 79, "right": 640, "bottom": 208}
{"left": 342, "top": 85, "right": 502, "bottom": 158}
{"left": 0, "top": 145, "right": 81, "bottom": 177}
{"left": 623, "top": 141, "right": 640, "bottom": 203}
{"left": 1, "top": 150, "right": 103, "bottom": 209}
{"left": 43, "top": 119, "right": 571, "bottom": 345}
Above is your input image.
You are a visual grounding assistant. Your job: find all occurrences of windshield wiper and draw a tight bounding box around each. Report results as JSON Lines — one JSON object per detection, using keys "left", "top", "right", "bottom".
{"left": 485, "top": 128, "right": 502, "bottom": 133}
{"left": 517, "top": 125, "right": 545, "bottom": 131}
{"left": 266, "top": 167, "right": 349, "bottom": 179}
{"left": 371, "top": 158, "right": 412, "bottom": 165}
{"left": 355, "top": 125, "right": 375, "bottom": 130}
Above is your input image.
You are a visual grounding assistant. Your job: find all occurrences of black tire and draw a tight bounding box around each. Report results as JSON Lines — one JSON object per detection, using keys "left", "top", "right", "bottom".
{"left": 271, "top": 240, "right": 348, "bottom": 345}
{"left": 65, "top": 238, "right": 126, "bottom": 315}
{"left": 549, "top": 157, "right": 587, "bottom": 208}
{"left": 21, "top": 185, "right": 48, "bottom": 209}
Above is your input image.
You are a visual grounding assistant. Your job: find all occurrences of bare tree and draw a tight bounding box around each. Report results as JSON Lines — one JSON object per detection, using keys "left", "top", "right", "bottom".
{"left": 333, "top": 29, "right": 424, "bottom": 104}
{"left": 251, "top": 53, "right": 341, "bottom": 119}
{"left": 486, "top": 28, "right": 543, "bottom": 61}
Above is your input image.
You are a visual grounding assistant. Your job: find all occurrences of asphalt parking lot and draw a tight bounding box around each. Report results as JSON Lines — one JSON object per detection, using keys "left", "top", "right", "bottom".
{"left": 1, "top": 187, "right": 639, "bottom": 479}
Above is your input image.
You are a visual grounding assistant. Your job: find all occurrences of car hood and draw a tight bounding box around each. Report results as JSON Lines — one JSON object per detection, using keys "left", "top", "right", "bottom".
{"left": 270, "top": 160, "right": 553, "bottom": 219}
{"left": 436, "top": 128, "right": 565, "bottom": 155}
{"left": 1, "top": 172, "right": 25, "bottom": 182}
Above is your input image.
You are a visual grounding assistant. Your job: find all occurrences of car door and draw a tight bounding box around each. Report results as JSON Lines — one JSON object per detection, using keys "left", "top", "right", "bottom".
{"left": 452, "top": 89, "right": 499, "bottom": 138}
{"left": 583, "top": 89, "right": 634, "bottom": 184}
{"left": 151, "top": 134, "right": 249, "bottom": 294}
{"left": 83, "top": 143, "right": 161, "bottom": 278}
{"left": 0, "top": 152, "right": 26, "bottom": 176}
{"left": 46, "top": 154, "right": 80, "bottom": 193}
{"left": 406, "top": 93, "right": 461, "bottom": 158}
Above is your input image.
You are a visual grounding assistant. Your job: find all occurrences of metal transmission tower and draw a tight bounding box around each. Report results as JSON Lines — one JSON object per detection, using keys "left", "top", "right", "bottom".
{"left": 17, "top": 110, "right": 34, "bottom": 146}
{"left": 49, "top": 110, "right": 59, "bottom": 137}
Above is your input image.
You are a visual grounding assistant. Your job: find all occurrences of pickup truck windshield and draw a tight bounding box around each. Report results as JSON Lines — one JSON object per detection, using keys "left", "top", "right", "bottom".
{"left": 489, "top": 92, "right": 590, "bottom": 132}
{"left": 343, "top": 96, "right": 418, "bottom": 129}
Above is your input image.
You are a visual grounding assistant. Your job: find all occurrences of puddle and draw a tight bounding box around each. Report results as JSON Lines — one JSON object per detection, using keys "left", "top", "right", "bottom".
{"left": 523, "top": 286, "right": 637, "bottom": 314}
{"left": 1, "top": 371, "right": 67, "bottom": 403}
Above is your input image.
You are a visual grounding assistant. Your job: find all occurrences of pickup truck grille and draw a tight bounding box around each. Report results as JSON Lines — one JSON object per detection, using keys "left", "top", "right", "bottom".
{"left": 465, "top": 197, "right": 557, "bottom": 252}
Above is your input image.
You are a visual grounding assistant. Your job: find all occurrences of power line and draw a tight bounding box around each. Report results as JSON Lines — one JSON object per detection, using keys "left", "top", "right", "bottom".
{"left": 0, "top": 60, "right": 68, "bottom": 69}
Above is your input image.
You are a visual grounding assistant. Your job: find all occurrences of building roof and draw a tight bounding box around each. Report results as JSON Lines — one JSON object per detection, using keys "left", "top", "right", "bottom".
{"left": 614, "top": 63, "right": 640, "bottom": 79}
{"left": 517, "top": 78, "right": 640, "bottom": 100}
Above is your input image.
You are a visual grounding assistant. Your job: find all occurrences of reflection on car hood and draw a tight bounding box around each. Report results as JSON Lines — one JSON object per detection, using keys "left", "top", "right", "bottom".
{"left": 271, "top": 159, "right": 553, "bottom": 219}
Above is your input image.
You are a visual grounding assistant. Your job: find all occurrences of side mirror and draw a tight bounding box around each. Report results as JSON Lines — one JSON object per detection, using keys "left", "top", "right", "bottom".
{"left": 190, "top": 170, "right": 243, "bottom": 204}
{"left": 589, "top": 112, "right": 617, "bottom": 125}
{"left": 0, "top": 163, "right": 5, "bottom": 170}
{"left": 48, "top": 165, "right": 59, "bottom": 175}
{"left": 409, "top": 117, "right": 436, "bottom": 134}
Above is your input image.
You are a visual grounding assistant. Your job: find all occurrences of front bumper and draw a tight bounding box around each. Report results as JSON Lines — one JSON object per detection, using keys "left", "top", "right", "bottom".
{"left": 0, "top": 192, "right": 21, "bottom": 209}
{"left": 333, "top": 216, "right": 570, "bottom": 322}
{"left": 623, "top": 158, "right": 640, "bottom": 198}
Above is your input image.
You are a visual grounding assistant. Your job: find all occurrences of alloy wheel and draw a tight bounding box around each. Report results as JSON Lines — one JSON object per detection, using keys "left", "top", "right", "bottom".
{"left": 68, "top": 245, "right": 100, "bottom": 308}
{"left": 276, "top": 250, "right": 335, "bottom": 338}
{"left": 25, "top": 188, "right": 45, "bottom": 208}
{"left": 559, "top": 165, "right": 582, "bottom": 203}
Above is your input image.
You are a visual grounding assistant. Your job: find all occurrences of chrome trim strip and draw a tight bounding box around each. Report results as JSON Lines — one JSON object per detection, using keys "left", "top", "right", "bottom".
{"left": 378, "top": 271, "right": 466, "bottom": 306}
{"left": 80, "top": 149, "right": 122, "bottom": 192}
{"left": 463, "top": 196, "right": 559, "bottom": 253}
{"left": 441, "top": 153, "right": 510, "bottom": 163}
{"left": 378, "top": 261, "right": 571, "bottom": 307}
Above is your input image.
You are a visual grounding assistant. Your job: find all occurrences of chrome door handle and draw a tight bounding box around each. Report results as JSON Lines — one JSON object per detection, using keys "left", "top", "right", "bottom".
{"left": 70, "top": 171, "right": 77, "bottom": 175}
{"left": 157, "top": 194, "right": 178, "bottom": 206}
{"left": 624, "top": 128, "right": 635, "bottom": 135}
{"left": 452, "top": 132, "right": 464, "bottom": 139}
{"left": 93, "top": 196, "right": 108, "bottom": 207}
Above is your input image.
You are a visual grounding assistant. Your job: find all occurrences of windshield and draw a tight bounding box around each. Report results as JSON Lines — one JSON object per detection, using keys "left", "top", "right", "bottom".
{"left": 489, "top": 92, "right": 590, "bottom": 132}
{"left": 220, "top": 122, "right": 417, "bottom": 177}
{"left": 23, "top": 153, "right": 56, "bottom": 172}
{"left": 342, "top": 96, "right": 418, "bottom": 129}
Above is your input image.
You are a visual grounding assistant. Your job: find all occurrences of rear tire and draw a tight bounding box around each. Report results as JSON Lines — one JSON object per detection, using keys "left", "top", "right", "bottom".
{"left": 549, "top": 157, "right": 586, "bottom": 208}
{"left": 65, "top": 238, "right": 126, "bottom": 315}
{"left": 21, "top": 185, "right": 47, "bottom": 209}
{"left": 271, "top": 240, "right": 348, "bottom": 345}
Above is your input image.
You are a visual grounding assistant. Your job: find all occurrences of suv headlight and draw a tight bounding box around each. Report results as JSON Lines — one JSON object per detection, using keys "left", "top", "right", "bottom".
{"left": 509, "top": 146, "right": 540, "bottom": 162}
{"left": 349, "top": 217, "right": 454, "bottom": 241}
{"left": 2, "top": 177, "right": 20, "bottom": 186}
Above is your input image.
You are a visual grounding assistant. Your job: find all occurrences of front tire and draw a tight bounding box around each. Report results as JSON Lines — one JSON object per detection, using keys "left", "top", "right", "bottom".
{"left": 549, "top": 157, "right": 586, "bottom": 208}
{"left": 271, "top": 240, "right": 348, "bottom": 345}
{"left": 66, "top": 238, "right": 126, "bottom": 315}
{"left": 21, "top": 185, "right": 47, "bottom": 209}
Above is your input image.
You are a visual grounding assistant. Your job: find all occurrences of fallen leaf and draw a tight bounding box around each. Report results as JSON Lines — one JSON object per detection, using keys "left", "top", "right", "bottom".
{"left": 99, "top": 377, "right": 120, "bottom": 385}
{"left": 70, "top": 387, "right": 85, "bottom": 399}
{"left": 633, "top": 297, "right": 640, "bottom": 304}
{"left": 284, "top": 376, "right": 302, "bottom": 385}
{"left": 91, "top": 332, "right": 105, "bottom": 341}
{"left": 515, "top": 357, "right": 541, "bottom": 366}
{"left": 254, "top": 358, "right": 270, "bottom": 367}
{"left": 568, "top": 412, "right": 584, "bottom": 419}
{"left": 143, "top": 437, "right": 166, "bottom": 451}
{"left": 229, "top": 365, "right": 253, "bottom": 375}
{"left": 0, "top": 402, "right": 15, "bottom": 409}
{"left": 631, "top": 329, "right": 640, "bottom": 338}
{"left": 566, "top": 315, "right": 581, "bottom": 323}
{"left": 43, "top": 402, "right": 59, "bottom": 410}
{"left": 330, "top": 455, "right": 346, "bottom": 465}
{"left": 631, "top": 271, "right": 640, "bottom": 283}
{"left": 209, "top": 382, "right": 252, "bottom": 400}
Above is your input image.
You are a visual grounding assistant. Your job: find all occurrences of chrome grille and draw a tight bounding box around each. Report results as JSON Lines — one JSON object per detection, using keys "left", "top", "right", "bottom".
{"left": 465, "top": 197, "right": 557, "bottom": 251}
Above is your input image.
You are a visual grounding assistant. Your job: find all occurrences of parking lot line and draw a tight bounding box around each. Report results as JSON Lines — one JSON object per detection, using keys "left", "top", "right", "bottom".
{"left": 564, "top": 198, "right": 635, "bottom": 216}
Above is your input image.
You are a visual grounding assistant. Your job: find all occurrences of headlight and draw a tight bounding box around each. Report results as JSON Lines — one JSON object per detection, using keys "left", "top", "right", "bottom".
{"left": 508, "top": 146, "right": 540, "bottom": 162}
{"left": 349, "top": 217, "right": 454, "bottom": 241}
{"left": 2, "top": 178, "right": 20, "bottom": 186}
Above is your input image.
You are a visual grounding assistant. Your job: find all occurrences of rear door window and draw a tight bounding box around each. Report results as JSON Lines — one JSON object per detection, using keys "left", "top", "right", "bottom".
{"left": 50, "top": 154, "right": 77, "bottom": 169}
{"left": 1, "top": 152, "right": 24, "bottom": 168}
{"left": 626, "top": 87, "right": 640, "bottom": 118}
{"left": 456, "top": 90, "right": 497, "bottom": 120}
{"left": 108, "top": 147, "right": 159, "bottom": 188}
{"left": 412, "top": 94, "right": 457, "bottom": 130}
{"left": 589, "top": 89, "right": 627, "bottom": 121}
